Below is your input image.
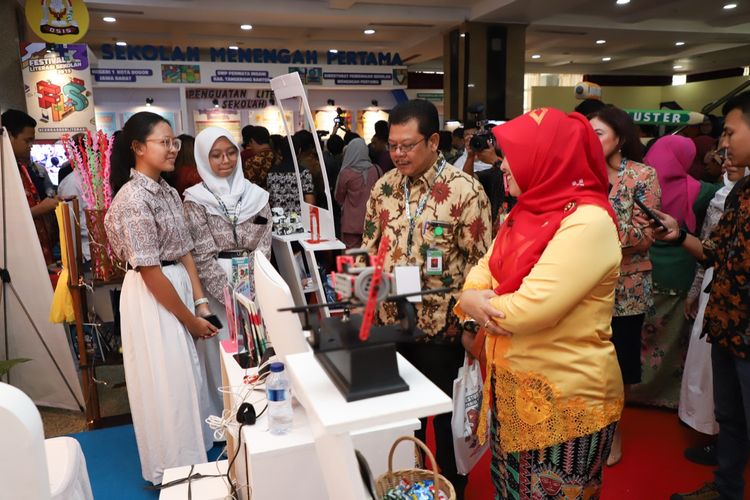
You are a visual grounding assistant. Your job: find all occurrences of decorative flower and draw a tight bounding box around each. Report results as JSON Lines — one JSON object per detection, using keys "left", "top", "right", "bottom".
{"left": 449, "top": 202, "right": 463, "bottom": 219}
{"left": 431, "top": 181, "right": 451, "bottom": 204}
{"left": 379, "top": 208, "right": 391, "bottom": 226}
{"left": 469, "top": 217, "right": 487, "bottom": 241}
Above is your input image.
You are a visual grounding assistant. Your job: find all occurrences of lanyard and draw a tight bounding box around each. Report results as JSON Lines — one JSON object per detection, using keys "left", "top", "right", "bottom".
{"left": 203, "top": 182, "right": 242, "bottom": 243}
{"left": 403, "top": 156, "right": 446, "bottom": 256}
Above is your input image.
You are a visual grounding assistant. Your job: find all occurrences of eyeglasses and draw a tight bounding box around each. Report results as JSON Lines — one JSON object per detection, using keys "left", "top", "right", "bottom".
{"left": 209, "top": 148, "right": 239, "bottom": 162}
{"left": 386, "top": 138, "right": 427, "bottom": 153}
{"left": 147, "top": 137, "right": 182, "bottom": 151}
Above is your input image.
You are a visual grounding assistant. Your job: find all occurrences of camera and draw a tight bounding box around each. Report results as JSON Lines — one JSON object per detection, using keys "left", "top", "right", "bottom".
{"left": 333, "top": 107, "right": 345, "bottom": 125}
{"left": 470, "top": 127, "right": 495, "bottom": 153}
{"left": 465, "top": 103, "right": 495, "bottom": 153}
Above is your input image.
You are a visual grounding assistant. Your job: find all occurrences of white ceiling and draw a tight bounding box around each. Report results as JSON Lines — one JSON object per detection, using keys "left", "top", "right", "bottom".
{"left": 23, "top": 0, "right": 750, "bottom": 75}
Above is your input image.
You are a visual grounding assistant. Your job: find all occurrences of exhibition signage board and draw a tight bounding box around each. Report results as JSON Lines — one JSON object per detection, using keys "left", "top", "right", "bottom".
{"left": 20, "top": 43, "right": 96, "bottom": 140}
{"left": 25, "top": 0, "right": 90, "bottom": 44}
{"left": 626, "top": 109, "right": 693, "bottom": 125}
{"left": 92, "top": 52, "right": 408, "bottom": 89}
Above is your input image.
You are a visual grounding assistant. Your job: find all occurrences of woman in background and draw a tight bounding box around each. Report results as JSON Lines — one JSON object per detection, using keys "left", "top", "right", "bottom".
{"left": 629, "top": 135, "right": 720, "bottom": 409}
{"left": 184, "top": 126, "right": 272, "bottom": 420}
{"left": 105, "top": 112, "right": 217, "bottom": 484}
{"left": 589, "top": 105, "right": 661, "bottom": 465}
{"left": 334, "top": 138, "right": 381, "bottom": 248}
{"left": 174, "top": 134, "right": 201, "bottom": 197}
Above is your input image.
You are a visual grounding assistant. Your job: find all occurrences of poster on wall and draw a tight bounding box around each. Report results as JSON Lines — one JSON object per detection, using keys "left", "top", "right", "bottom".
{"left": 357, "top": 109, "right": 389, "bottom": 143}
{"left": 20, "top": 43, "right": 96, "bottom": 140}
{"left": 25, "top": 0, "right": 90, "bottom": 44}
{"left": 122, "top": 111, "right": 177, "bottom": 132}
{"left": 94, "top": 111, "right": 117, "bottom": 135}
{"left": 194, "top": 109, "right": 242, "bottom": 143}
{"left": 248, "top": 107, "right": 294, "bottom": 136}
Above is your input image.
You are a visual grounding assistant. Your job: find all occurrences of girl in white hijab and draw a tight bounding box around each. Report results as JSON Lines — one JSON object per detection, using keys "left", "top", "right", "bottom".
{"left": 184, "top": 126, "right": 272, "bottom": 421}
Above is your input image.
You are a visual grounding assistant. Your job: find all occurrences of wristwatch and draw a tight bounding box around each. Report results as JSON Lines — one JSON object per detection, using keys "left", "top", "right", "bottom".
{"left": 462, "top": 319, "right": 480, "bottom": 333}
{"left": 194, "top": 297, "right": 209, "bottom": 307}
{"left": 668, "top": 228, "right": 688, "bottom": 246}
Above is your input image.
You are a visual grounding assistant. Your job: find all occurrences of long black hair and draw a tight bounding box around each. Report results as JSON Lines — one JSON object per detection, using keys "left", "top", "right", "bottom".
{"left": 110, "top": 111, "right": 171, "bottom": 194}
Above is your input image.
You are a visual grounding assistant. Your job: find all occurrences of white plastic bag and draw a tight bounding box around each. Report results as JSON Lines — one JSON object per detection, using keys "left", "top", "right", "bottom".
{"left": 451, "top": 353, "right": 489, "bottom": 475}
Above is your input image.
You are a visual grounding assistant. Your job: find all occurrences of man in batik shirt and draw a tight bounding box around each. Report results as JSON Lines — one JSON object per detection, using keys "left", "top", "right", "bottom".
{"left": 665, "top": 92, "right": 750, "bottom": 500}
{"left": 363, "top": 99, "right": 491, "bottom": 500}
{"left": 2, "top": 109, "right": 58, "bottom": 264}
{"left": 241, "top": 125, "right": 275, "bottom": 190}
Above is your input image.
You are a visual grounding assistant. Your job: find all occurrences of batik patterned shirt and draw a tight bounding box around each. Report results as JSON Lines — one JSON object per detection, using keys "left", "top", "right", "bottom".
{"left": 608, "top": 159, "right": 661, "bottom": 316}
{"left": 702, "top": 177, "right": 750, "bottom": 358}
{"left": 105, "top": 169, "right": 193, "bottom": 268}
{"left": 242, "top": 149, "right": 275, "bottom": 190}
{"left": 362, "top": 156, "right": 491, "bottom": 343}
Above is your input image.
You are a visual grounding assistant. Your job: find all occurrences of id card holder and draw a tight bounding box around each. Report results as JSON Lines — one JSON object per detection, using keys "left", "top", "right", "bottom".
{"left": 426, "top": 248, "right": 443, "bottom": 276}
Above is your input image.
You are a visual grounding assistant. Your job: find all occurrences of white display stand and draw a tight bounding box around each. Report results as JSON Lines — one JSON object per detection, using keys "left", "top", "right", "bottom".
{"left": 271, "top": 232, "right": 344, "bottom": 318}
{"left": 219, "top": 345, "right": 422, "bottom": 500}
{"left": 285, "top": 351, "right": 453, "bottom": 500}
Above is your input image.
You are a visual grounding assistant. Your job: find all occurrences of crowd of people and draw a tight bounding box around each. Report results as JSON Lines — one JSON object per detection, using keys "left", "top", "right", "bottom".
{"left": 3, "top": 90, "right": 750, "bottom": 499}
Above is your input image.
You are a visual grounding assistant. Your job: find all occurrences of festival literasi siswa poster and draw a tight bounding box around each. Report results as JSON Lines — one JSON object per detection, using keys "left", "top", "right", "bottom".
{"left": 20, "top": 43, "right": 96, "bottom": 141}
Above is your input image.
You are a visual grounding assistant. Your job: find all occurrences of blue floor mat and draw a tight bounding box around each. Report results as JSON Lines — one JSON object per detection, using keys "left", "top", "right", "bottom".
{"left": 70, "top": 425, "right": 225, "bottom": 500}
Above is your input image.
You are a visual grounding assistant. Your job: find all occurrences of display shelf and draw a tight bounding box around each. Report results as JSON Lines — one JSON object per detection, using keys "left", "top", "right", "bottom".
{"left": 299, "top": 238, "right": 345, "bottom": 252}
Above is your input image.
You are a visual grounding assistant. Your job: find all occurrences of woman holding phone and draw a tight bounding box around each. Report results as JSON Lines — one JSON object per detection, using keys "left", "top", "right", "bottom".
{"left": 588, "top": 105, "right": 661, "bottom": 465}
{"left": 105, "top": 112, "right": 217, "bottom": 484}
{"left": 184, "top": 126, "right": 272, "bottom": 419}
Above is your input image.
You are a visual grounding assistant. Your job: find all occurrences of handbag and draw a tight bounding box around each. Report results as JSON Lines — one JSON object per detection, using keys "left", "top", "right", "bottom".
{"left": 451, "top": 353, "right": 489, "bottom": 475}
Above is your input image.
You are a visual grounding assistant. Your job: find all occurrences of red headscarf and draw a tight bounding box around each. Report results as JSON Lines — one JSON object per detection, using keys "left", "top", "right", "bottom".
{"left": 489, "top": 108, "right": 617, "bottom": 295}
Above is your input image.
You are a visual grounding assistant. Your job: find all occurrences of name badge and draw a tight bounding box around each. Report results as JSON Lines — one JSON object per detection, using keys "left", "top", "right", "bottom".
{"left": 426, "top": 248, "right": 443, "bottom": 276}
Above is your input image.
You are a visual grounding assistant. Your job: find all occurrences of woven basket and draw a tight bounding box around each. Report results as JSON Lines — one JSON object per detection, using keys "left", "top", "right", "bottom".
{"left": 375, "top": 435, "right": 456, "bottom": 500}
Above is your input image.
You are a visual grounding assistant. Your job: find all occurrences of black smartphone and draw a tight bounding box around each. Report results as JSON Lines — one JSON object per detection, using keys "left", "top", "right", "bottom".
{"left": 633, "top": 196, "right": 667, "bottom": 230}
{"left": 203, "top": 314, "right": 223, "bottom": 329}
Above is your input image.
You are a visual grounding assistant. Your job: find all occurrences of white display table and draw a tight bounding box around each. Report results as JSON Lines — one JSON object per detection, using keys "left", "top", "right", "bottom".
{"left": 284, "top": 351, "right": 453, "bottom": 500}
{"left": 219, "top": 344, "right": 423, "bottom": 500}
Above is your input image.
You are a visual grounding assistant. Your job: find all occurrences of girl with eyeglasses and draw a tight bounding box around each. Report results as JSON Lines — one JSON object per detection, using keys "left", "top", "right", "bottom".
{"left": 105, "top": 111, "right": 217, "bottom": 484}
{"left": 183, "top": 127, "right": 272, "bottom": 420}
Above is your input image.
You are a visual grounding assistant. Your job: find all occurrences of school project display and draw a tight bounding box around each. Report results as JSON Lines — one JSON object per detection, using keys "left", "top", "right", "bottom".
{"left": 61, "top": 131, "right": 123, "bottom": 281}
{"left": 270, "top": 72, "right": 337, "bottom": 242}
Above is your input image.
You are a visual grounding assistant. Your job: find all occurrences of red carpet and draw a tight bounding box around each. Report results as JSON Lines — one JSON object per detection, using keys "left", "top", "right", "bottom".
{"left": 444, "top": 406, "right": 750, "bottom": 499}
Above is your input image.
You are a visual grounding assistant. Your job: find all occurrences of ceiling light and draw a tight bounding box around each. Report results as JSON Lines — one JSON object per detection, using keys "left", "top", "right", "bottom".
{"left": 723, "top": 3, "right": 738, "bottom": 9}
{"left": 531, "top": 54, "right": 541, "bottom": 59}
{"left": 460, "top": 33, "right": 466, "bottom": 38}
{"left": 675, "top": 41, "right": 685, "bottom": 46}
{"left": 145, "top": 97, "right": 153, "bottom": 107}
{"left": 596, "top": 39, "right": 606, "bottom": 44}
{"left": 229, "top": 46, "right": 238, "bottom": 50}
{"left": 213, "top": 99, "right": 220, "bottom": 108}
{"left": 616, "top": 0, "right": 630, "bottom": 4}
{"left": 468, "top": 83, "right": 475, "bottom": 88}
{"left": 240, "top": 24, "right": 253, "bottom": 30}
{"left": 364, "top": 28, "right": 376, "bottom": 35}
{"left": 329, "top": 49, "right": 338, "bottom": 53}
{"left": 602, "top": 57, "right": 612, "bottom": 62}
{"left": 673, "top": 65, "right": 683, "bottom": 69}
{"left": 116, "top": 41, "right": 127, "bottom": 47}
{"left": 103, "top": 16, "right": 116, "bottom": 23}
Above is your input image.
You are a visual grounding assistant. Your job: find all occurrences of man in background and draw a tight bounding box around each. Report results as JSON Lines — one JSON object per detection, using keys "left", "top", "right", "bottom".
{"left": 2, "top": 109, "right": 58, "bottom": 264}
{"left": 242, "top": 125, "right": 274, "bottom": 190}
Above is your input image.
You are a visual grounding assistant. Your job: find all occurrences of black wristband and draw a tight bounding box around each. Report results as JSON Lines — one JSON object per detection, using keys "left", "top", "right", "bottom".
{"left": 668, "top": 228, "right": 687, "bottom": 246}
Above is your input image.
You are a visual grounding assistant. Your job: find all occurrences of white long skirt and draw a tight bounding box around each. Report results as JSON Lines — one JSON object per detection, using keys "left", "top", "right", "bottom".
{"left": 120, "top": 264, "right": 209, "bottom": 484}
{"left": 194, "top": 257, "right": 233, "bottom": 425}
{"left": 678, "top": 267, "right": 719, "bottom": 435}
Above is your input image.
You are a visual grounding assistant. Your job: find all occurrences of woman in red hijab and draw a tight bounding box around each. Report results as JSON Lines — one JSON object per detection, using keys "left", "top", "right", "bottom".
{"left": 456, "top": 108, "right": 624, "bottom": 498}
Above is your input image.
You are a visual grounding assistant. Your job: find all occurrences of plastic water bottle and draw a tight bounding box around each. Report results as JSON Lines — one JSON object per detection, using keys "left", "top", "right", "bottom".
{"left": 266, "top": 362, "right": 293, "bottom": 435}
